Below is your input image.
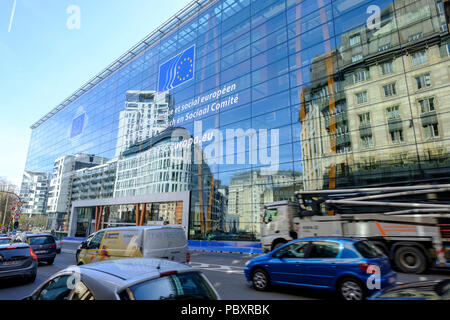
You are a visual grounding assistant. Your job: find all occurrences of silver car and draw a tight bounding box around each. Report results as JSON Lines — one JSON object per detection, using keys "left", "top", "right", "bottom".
{"left": 24, "top": 258, "right": 220, "bottom": 300}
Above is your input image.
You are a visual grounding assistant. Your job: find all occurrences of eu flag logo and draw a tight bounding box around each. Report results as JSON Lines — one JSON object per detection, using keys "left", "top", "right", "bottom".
{"left": 70, "top": 113, "right": 85, "bottom": 138}
{"left": 158, "top": 45, "right": 195, "bottom": 91}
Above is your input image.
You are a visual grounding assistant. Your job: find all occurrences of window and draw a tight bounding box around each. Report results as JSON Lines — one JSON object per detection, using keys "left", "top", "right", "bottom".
{"left": 423, "top": 123, "right": 439, "bottom": 139}
{"left": 349, "top": 33, "right": 361, "bottom": 46}
{"left": 353, "top": 70, "right": 369, "bottom": 83}
{"left": 419, "top": 97, "right": 435, "bottom": 113}
{"left": 71, "top": 281, "right": 95, "bottom": 300}
{"left": 386, "top": 106, "right": 400, "bottom": 119}
{"left": 412, "top": 50, "right": 427, "bottom": 66}
{"left": 381, "top": 61, "right": 393, "bottom": 75}
{"left": 352, "top": 54, "right": 363, "bottom": 63}
{"left": 415, "top": 73, "right": 431, "bottom": 90}
{"left": 263, "top": 208, "right": 277, "bottom": 223}
{"left": 378, "top": 43, "right": 391, "bottom": 52}
{"left": 408, "top": 32, "right": 423, "bottom": 42}
{"left": 35, "top": 275, "right": 72, "bottom": 300}
{"left": 88, "top": 231, "right": 104, "bottom": 250}
{"left": 355, "top": 91, "right": 368, "bottom": 104}
{"left": 383, "top": 83, "right": 397, "bottom": 97}
{"left": 354, "top": 241, "right": 384, "bottom": 258}
{"left": 361, "top": 135, "right": 373, "bottom": 148}
{"left": 390, "top": 130, "right": 404, "bottom": 144}
{"left": 308, "top": 241, "right": 340, "bottom": 259}
{"left": 274, "top": 241, "right": 309, "bottom": 259}
{"left": 359, "top": 113, "right": 371, "bottom": 125}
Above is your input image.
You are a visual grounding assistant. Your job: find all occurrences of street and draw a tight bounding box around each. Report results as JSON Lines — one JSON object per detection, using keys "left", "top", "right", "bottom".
{"left": 1, "top": 241, "right": 449, "bottom": 300}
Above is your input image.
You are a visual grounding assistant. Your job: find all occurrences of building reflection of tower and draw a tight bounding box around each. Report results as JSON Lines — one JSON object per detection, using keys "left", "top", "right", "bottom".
{"left": 299, "top": 0, "right": 450, "bottom": 190}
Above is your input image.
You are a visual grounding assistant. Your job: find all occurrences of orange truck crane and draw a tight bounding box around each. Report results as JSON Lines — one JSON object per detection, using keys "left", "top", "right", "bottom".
{"left": 261, "top": 184, "right": 450, "bottom": 274}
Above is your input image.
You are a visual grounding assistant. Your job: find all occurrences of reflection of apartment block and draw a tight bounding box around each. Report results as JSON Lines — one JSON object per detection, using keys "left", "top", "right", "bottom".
{"left": 20, "top": 171, "right": 50, "bottom": 215}
{"left": 46, "top": 154, "right": 107, "bottom": 230}
{"left": 300, "top": 0, "right": 450, "bottom": 190}
{"left": 228, "top": 170, "right": 300, "bottom": 236}
{"left": 114, "top": 128, "right": 194, "bottom": 198}
{"left": 71, "top": 161, "right": 117, "bottom": 202}
{"left": 115, "top": 90, "right": 172, "bottom": 157}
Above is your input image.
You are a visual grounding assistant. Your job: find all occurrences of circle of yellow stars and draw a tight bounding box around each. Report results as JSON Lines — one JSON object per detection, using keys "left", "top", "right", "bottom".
{"left": 177, "top": 57, "right": 193, "bottom": 81}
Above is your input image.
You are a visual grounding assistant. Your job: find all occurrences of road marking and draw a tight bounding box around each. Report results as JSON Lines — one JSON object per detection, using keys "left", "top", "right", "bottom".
{"left": 189, "top": 262, "right": 245, "bottom": 274}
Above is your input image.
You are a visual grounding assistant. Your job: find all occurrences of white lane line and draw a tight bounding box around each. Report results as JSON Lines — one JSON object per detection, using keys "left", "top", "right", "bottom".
{"left": 8, "top": 0, "right": 17, "bottom": 32}
{"left": 189, "top": 262, "right": 245, "bottom": 274}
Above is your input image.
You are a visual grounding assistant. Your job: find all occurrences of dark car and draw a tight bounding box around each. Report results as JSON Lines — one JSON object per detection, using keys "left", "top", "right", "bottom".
{"left": 52, "top": 236, "right": 62, "bottom": 254}
{"left": 22, "top": 234, "right": 57, "bottom": 265}
{"left": 0, "top": 243, "right": 38, "bottom": 283}
{"left": 369, "top": 279, "right": 450, "bottom": 300}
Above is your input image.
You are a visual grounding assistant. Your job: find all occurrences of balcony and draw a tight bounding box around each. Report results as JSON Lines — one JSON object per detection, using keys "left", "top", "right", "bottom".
{"left": 420, "top": 111, "right": 438, "bottom": 126}
{"left": 388, "top": 118, "right": 403, "bottom": 132}
{"left": 359, "top": 124, "right": 372, "bottom": 137}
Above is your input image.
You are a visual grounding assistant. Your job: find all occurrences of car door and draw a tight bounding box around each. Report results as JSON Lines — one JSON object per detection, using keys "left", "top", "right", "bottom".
{"left": 301, "top": 241, "right": 341, "bottom": 288}
{"left": 266, "top": 241, "right": 310, "bottom": 285}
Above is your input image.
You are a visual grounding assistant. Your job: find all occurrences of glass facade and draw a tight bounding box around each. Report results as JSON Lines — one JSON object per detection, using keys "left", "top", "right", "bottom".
{"left": 24, "top": 0, "right": 450, "bottom": 241}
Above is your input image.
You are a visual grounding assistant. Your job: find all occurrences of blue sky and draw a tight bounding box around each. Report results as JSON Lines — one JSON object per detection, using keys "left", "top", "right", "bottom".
{"left": 0, "top": 0, "right": 191, "bottom": 188}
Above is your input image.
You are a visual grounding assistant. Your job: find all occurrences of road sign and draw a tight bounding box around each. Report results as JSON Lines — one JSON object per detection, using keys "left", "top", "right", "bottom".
{"left": 11, "top": 207, "right": 15, "bottom": 211}
{"left": 12, "top": 230, "right": 16, "bottom": 235}
{"left": 17, "top": 201, "right": 23, "bottom": 207}
{"left": 15, "top": 209, "right": 21, "bottom": 215}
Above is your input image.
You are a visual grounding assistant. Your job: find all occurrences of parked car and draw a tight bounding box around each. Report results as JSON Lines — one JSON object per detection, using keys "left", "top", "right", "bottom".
{"left": 23, "top": 258, "right": 219, "bottom": 300}
{"left": 369, "top": 279, "right": 450, "bottom": 300}
{"left": 52, "top": 236, "right": 62, "bottom": 254}
{"left": 76, "top": 226, "right": 189, "bottom": 265}
{"left": 244, "top": 237, "right": 397, "bottom": 300}
{"left": 0, "top": 237, "right": 11, "bottom": 245}
{"left": 0, "top": 243, "right": 38, "bottom": 283}
{"left": 20, "top": 234, "right": 57, "bottom": 265}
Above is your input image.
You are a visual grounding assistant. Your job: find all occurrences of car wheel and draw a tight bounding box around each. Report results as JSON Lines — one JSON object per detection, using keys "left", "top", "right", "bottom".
{"left": 251, "top": 268, "right": 270, "bottom": 291}
{"left": 394, "top": 246, "right": 426, "bottom": 274}
{"left": 47, "top": 258, "right": 55, "bottom": 265}
{"left": 338, "top": 278, "right": 366, "bottom": 301}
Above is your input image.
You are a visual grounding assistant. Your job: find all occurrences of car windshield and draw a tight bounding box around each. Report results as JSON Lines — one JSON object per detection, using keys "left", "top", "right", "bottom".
{"left": 127, "top": 272, "right": 217, "bottom": 300}
{"left": 0, "top": 239, "right": 11, "bottom": 245}
{"left": 354, "top": 241, "right": 384, "bottom": 258}
{"left": 28, "top": 236, "right": 54, "bottom": 245}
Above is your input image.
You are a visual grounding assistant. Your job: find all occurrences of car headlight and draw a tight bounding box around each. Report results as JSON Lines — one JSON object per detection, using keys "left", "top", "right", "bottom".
{"left": 245, "top": 260, "right": 251, "bottom": 267}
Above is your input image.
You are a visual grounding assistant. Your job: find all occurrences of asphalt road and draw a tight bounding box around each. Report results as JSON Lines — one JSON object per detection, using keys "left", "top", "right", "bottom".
{"left": 0, "top": 241, "right": 449, "bottom": 300}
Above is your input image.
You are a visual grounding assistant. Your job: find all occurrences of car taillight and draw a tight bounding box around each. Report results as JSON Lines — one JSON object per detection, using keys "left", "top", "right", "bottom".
{"left": 358, "top": 263, "right": 369, "bottom": 272}
{"left": 50, "top": 244, "right": 57, "bottom": 249}
{"left": 186, "top": 252, "right": 191, "bottom": 263}
{"left": 160, "top": 270, "right": 178, "bottom": 277}
{"left": 29, "top": 248, "right": 37, "bottom": 261}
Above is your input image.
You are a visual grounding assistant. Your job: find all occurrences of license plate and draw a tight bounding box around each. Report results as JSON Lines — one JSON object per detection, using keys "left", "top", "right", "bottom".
{"left": 35, "top": 250, "right": 46, "bottom": 254}
{"left": 389, "top": 277, "right": 396, "bottom": 284}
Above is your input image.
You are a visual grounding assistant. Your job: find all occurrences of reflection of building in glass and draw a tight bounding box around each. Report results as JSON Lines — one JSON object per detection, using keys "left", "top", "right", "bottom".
{"left": 300, "top": 0, "right": 450, "bottom": 190}
{"left": 46, "top": 154, "right": 108, "bottom": 231}
{"left": 115, "top": 90, "right": 172, "bottom": 157}
{"left": 227, "top": 170, "right": 301, "bottom": 237}
{"left": 20, "top": 171, "right": 50, "bottom": 216}
{"left": 70, "top": 161, "right": 117, "bottom": 202}
{"left": 114, "top": 127, "right": 194, "bottom": 197}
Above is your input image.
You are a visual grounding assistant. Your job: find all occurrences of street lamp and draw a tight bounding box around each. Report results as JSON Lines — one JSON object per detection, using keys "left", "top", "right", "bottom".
{"left": 0, "top": 189, "right": 22, "bottom": 234}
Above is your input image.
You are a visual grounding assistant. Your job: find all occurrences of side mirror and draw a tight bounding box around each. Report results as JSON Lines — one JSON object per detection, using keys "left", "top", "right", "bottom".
{"left": 80, "top": 241, "right": 88, "bottom": 249}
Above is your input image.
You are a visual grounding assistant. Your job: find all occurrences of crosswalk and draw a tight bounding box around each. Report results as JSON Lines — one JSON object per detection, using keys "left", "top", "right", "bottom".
{"left": 189, "top": 262, "right": 245, "bottom": 274}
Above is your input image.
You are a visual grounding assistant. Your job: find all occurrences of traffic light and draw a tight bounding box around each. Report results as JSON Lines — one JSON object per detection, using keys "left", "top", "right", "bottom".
{"left": 14, "top": 221, "right": 19, "bottom": 230}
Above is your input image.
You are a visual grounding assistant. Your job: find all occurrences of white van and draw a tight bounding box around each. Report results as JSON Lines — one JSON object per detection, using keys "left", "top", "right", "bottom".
{"left": 76, "top": 225, "right": 189, "bottom": 265}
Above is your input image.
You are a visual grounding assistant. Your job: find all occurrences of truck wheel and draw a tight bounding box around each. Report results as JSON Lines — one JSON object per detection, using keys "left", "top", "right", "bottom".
{"left": 251, "top": 268, "right": 270, "bottom": 291}
{"left": 394, "top": 246, "right": 426, "bottom": 274}
{"left": 271, "top": 241, "right": 287, "bottom": 251}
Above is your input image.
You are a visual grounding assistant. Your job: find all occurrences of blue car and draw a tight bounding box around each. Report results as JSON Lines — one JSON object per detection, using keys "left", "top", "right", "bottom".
{"left": 244, "top": 237, "right": 397, "bottom": 300}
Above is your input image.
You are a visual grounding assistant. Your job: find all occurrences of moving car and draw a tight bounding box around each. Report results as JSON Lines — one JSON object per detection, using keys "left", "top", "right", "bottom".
{"left": 20, "top": 234, "right": 57, "bottom": 265}
{"left": 244, "top": 237, "right": 397, "bottom": 300}
{"left": 23, "top": 258, "right": 219, "bottom": 300}
{"left": 369, "top": 279, "right": 450, "bottom": 300}
{"left": 0, "top": 243, "right": 38, "bottom": 283}
{"left": 0, "top": 237, "right": 11, "bottom": 245}
{"left": 76, "top": 226, "right": 189, "bottom": 265}
{"left": 53, "top": 236, "right": 62, "bottom": 254}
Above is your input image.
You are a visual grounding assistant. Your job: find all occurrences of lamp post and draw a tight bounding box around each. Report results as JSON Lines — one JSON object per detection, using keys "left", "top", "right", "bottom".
{"left": 0, "top": 190, "right": 21, "bottom": 234}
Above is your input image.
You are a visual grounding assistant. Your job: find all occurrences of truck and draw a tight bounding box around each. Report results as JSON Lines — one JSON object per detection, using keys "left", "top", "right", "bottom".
{"left": 261, "top": 184, "right": 450, "bottom": 274}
